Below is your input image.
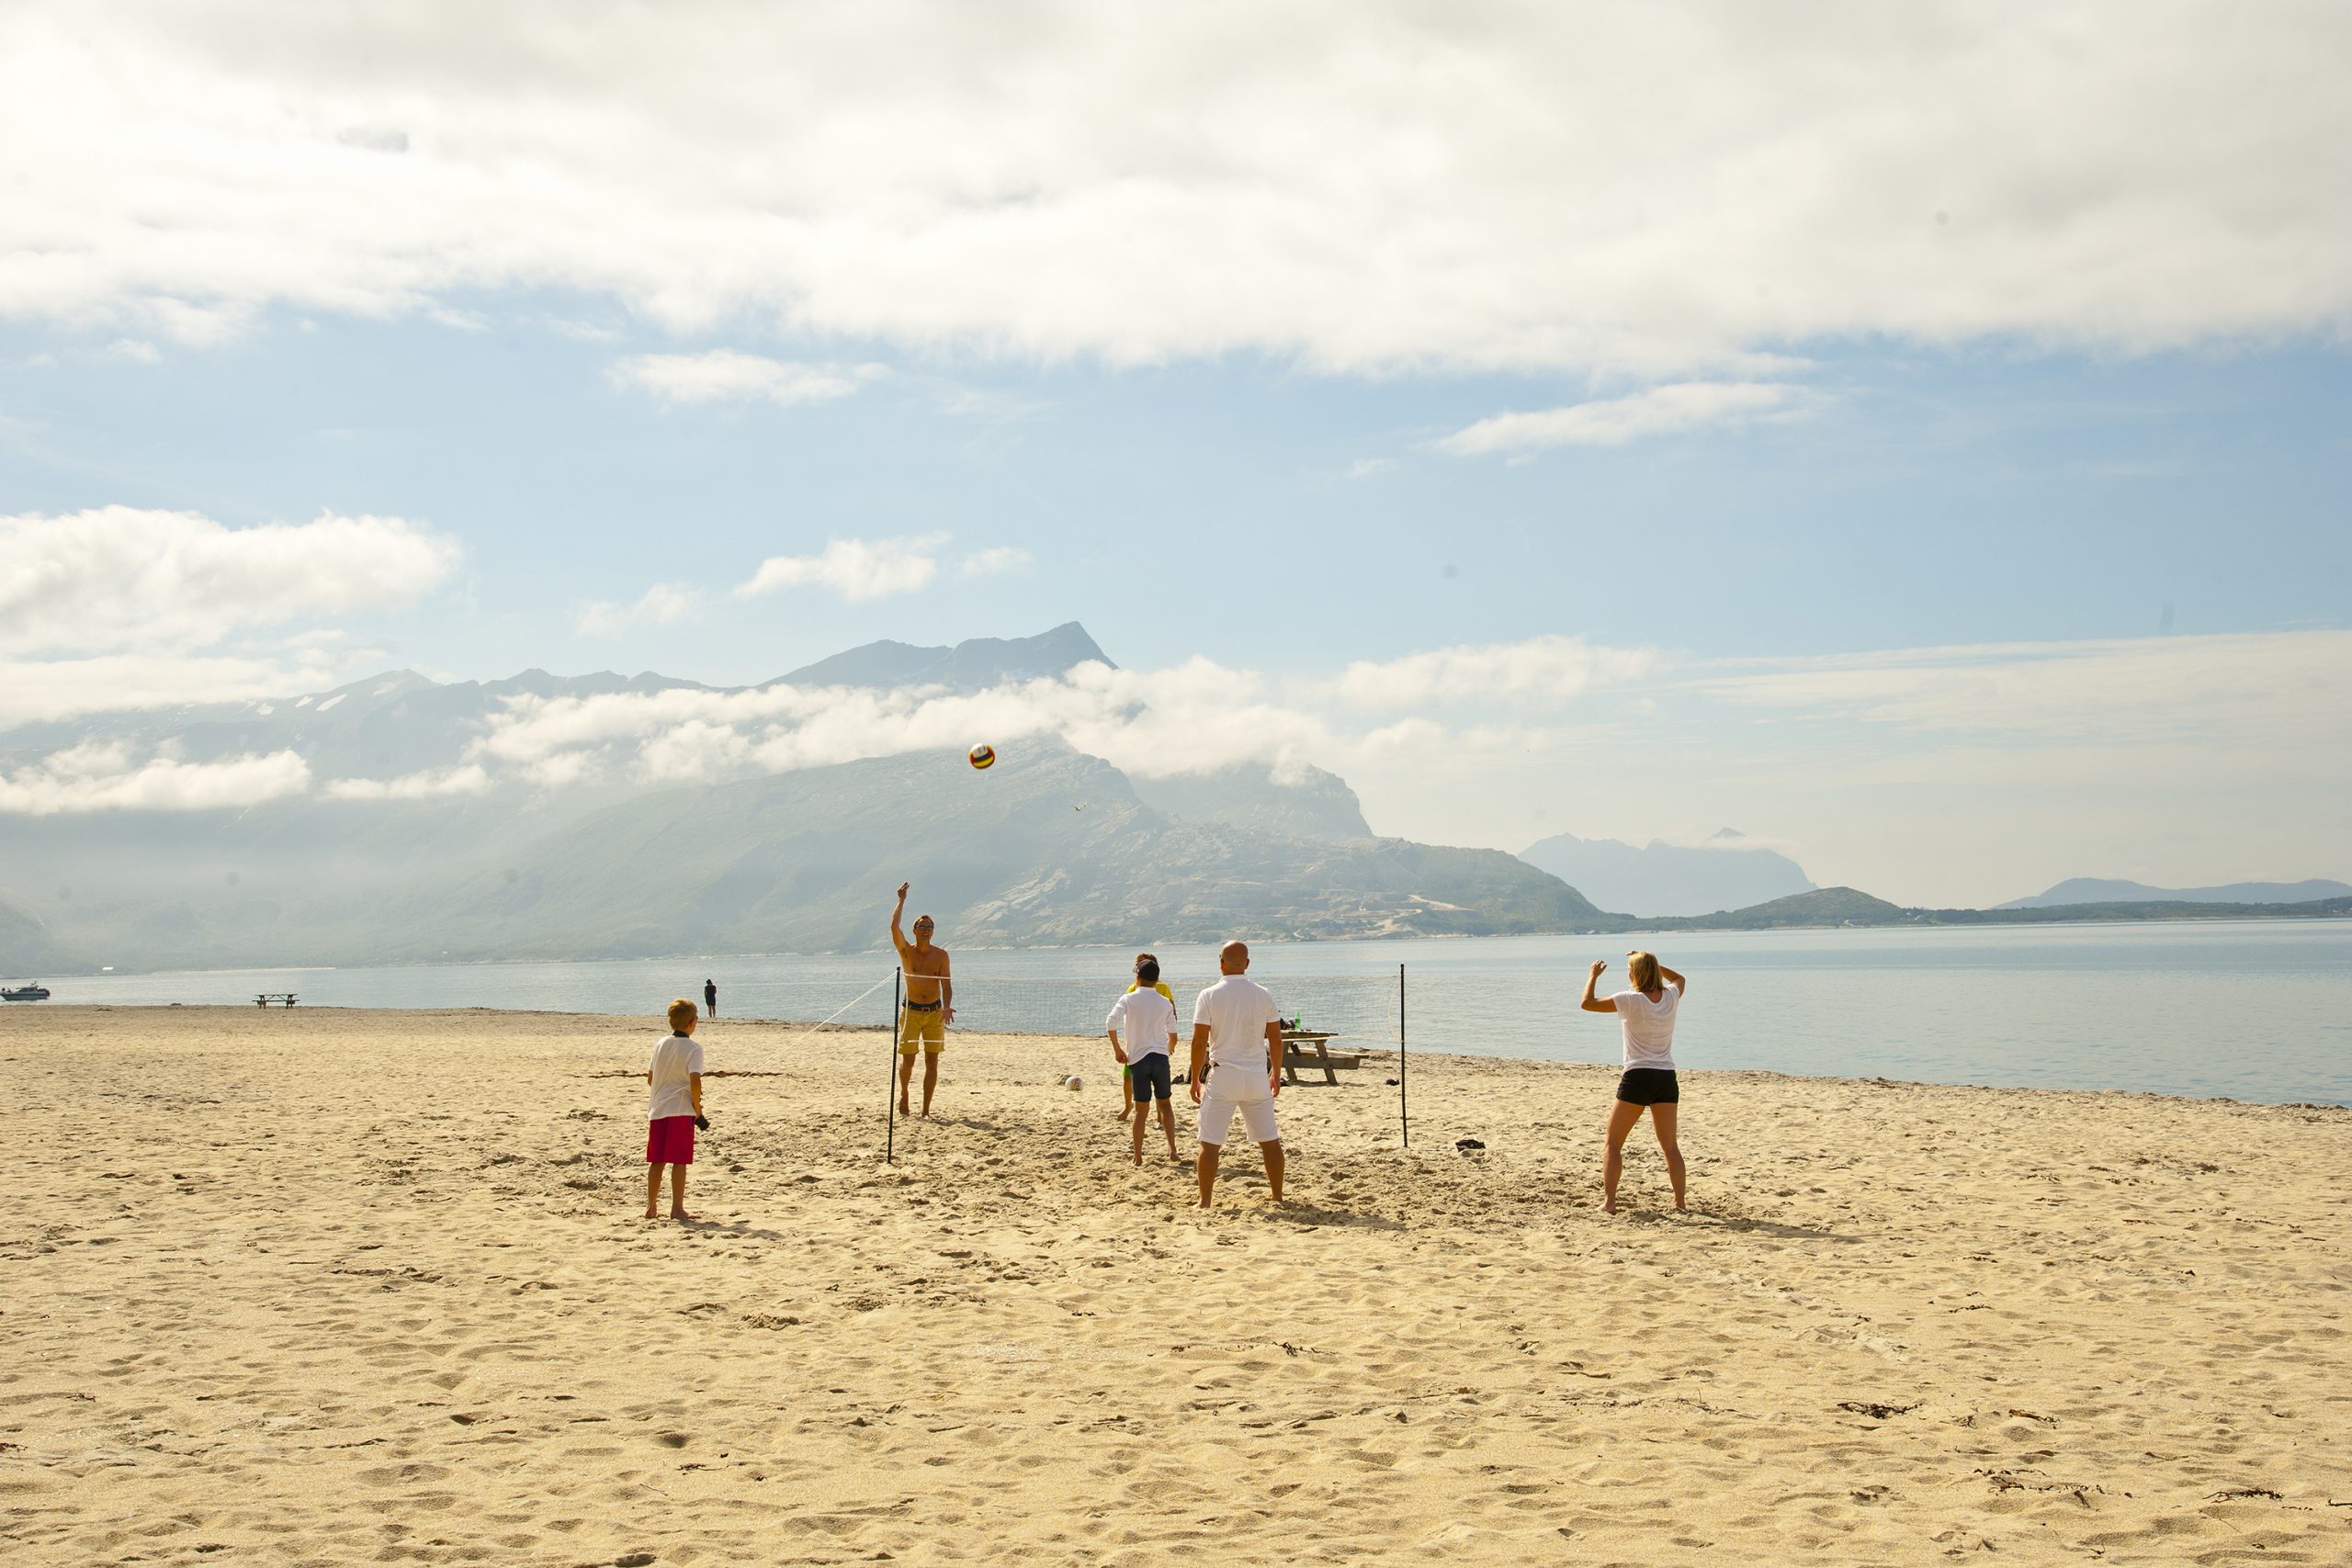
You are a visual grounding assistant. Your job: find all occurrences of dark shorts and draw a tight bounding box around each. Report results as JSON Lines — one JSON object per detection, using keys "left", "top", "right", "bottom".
{"left": 1128, "top": 1054, "right": 1172, "bottom": 1103}
{"left": 1616, "top": 1068, "right": 1679, "bottom": 1106}
{"left": 646, "top": 1115, "right": 696, "bottom": 1164}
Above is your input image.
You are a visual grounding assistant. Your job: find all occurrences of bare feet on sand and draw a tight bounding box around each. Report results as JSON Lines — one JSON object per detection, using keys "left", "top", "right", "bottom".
{"left": 897, "top": 1097, "right": 910, "bottom": 1116}
{"left": 670, "top": 1209, "right": 697, "bottom": 1223}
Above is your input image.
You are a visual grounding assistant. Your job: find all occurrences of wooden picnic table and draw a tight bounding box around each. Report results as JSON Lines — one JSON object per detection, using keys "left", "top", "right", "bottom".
{"left": 1281, "top": 1029, "right": 1364, "bottom": 1086}
{"left": 254, "top": 992, "right": 299, "bottom": 1008}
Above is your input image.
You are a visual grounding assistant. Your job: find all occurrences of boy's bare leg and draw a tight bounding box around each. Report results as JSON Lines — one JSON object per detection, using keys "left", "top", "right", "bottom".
{"left": 1601, "top": 1100, "right": 1645, "bottom": 1213}
{"left": 921, "top": 1051, "right": 940, "bottom": 1117}
{"left": 897, "top": 1049, "right": 914, "bottom": 1115}
{"left": 1158, "top": 1099, "right": 1179, "bottom": 1160}
{"left": 1130, "top": 1099, "right": 1147, "bottom": 1166}
{"left": 1118, "top": 1070, "right": 1133, "bottom": 1122}
{"left": 1195, "top": 1143, "right": 1221, "bottom": 1207}
{"left": 670, "top": 1163, "right": 695, "bottom": 1222}
{"left": 1261, "top": 1139, "right": 1285, "bottom": 1202}
{"left": 644, "top": 1164, "right": 662, "bottom": 1219}
{"left": 1651, "top": 1103, "right": 1689, "bottom": 1212}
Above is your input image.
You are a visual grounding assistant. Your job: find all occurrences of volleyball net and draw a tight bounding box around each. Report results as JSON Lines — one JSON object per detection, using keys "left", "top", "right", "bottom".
{"left": 938, "top": 972, "right": 1401, "bottom": 1047}
{"left": 695, "top": 966, "right": 1413, "bottom": 1162}
{"left": 712, "top": 970, "right": 1403, "bottom": 1049}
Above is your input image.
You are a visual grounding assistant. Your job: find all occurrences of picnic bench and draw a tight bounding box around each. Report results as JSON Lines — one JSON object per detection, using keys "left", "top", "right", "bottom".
{"left": 254, "top": 992, "right": 299, "bottom": 1008}
{"left": 1281, "top": 1029, "right": 1364, "bottom": 1085}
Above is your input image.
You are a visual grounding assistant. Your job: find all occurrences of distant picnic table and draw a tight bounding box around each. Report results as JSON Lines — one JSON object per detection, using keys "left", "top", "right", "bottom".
{"left": 254, "top": 992, "right": 299, "bottom": 1008}
{"left": 1281, "top": 1029, "right": 1363, "bottom": 1085}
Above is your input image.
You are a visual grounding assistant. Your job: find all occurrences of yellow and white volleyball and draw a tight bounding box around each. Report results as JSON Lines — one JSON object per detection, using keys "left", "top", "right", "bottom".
{"left": 968, "top": 743, "right": 996, "bottom": 770}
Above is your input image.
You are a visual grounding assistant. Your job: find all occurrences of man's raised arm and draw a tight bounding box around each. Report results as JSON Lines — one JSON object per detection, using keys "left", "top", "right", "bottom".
{"left": 889, "top": 882, "right": 911, "bottom": 962}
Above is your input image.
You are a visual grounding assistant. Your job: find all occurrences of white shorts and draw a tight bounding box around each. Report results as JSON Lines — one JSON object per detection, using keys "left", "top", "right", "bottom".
{"left": 1197, "top": 1082, "right": 1280, "bottom": 1147}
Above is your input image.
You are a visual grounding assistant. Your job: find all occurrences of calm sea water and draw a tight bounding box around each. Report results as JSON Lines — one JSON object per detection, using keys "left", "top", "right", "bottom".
{"left": 20, "top": 920, "right": 2350, "bottom": 1106}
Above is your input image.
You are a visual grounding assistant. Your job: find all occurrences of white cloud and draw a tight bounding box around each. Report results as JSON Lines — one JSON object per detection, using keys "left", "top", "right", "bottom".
{"left": 103, "top": 337, "right": 160, "bottom": 364}
{"left": 960, "top": 547, "right": 1032, "bottom": 578}
{"left": 1435, "top": 382, "right": 1809, "bottom": 456}
{"left": 0, "top": 739, "right": 311, "bottom": 815}
{"left": 1331, "top": 636, "right": 1660, "bottom": 710}
{"left": 1344, "top": 457, "right": 1397, "bottom": 479}
{"left": 1688, "top": 630, "right": 2352, "bottom": 747}
{"left": 735, "top": 535, "right": 946, "bottom": 602}
{"left": 0, "top": 650, "right": 356, "bottom": 728}
{"left": 608, "top": 350, "right": 876, "bottom": 407}
{"left": 575, "top": 582, "right": 696, "bottom": 638}
{"left": 321, "top": 763, "right": 490, "bottom": 801}
{"left": 0, "top": 505, "right": 459, "bottom": 656}
{"left": 0, "top": 6, "right": 2344, "bottom": 374}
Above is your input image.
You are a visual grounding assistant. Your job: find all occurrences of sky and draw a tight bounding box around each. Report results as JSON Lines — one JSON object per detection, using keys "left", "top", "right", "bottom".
{"left": 2, "top": 2, "right": 2348, "bottom": 907}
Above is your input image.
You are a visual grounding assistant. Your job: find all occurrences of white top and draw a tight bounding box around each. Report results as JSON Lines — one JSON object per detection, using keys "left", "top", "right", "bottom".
{"left": 1193, "top": 974, "right": 1281, "bottom": 1076}
{"left": 1610, "top": 983, "right": 1680, "bottom": 1071}
{"left": 1106, "top": 987, "right": 1179, "bottom": 1060}
{"left": 648, "top": 1032, "right": 704, "bottom": 1121}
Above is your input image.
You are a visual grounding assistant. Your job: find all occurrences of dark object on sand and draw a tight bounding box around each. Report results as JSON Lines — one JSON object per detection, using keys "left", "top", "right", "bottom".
{"left": 1455, "top": 1137, "right": 1485, "bottom": 1151}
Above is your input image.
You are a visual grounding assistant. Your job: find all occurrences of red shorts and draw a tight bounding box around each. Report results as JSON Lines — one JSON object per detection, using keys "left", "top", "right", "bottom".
{"left": 646, "top": 1115, "right": 696, "bottom": 1165}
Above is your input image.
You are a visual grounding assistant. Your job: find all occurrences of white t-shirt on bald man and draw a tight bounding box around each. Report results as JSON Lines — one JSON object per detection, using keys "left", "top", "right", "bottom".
{"left": 1193, "top": 974, "right": 1282, "bottom": 1081}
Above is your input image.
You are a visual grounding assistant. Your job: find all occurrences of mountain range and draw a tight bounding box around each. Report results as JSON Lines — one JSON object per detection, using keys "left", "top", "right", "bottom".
{"left": 1997, "top": 877, "right": 2352, "bottom": 910}
{"left": 0, "top": 626, "right": 1599, "bottom": 970}
{"left": 1516, "top": 828, "right": 1815, "bottom": 916}
{"left": 4, "top": 622, "right": 2342, "bottom": 976}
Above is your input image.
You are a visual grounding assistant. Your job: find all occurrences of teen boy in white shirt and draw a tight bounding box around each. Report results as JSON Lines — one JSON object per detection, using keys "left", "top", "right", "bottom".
{"left": 1188, "top": 940, "right": 1285, "bottom": 1209}
{"left": 1107, "top": 956, "right": 1182, "bottom": 1166}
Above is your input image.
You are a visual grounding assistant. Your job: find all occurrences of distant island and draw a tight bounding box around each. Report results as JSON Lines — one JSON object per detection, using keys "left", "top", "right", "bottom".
{"left": 1598, "top": 885, "right": 2352, "bottom": 934}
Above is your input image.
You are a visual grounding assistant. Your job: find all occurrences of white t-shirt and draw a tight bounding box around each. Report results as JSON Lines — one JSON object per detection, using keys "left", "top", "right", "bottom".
{"left": 1610, "top": 984, "right": 1680, "bottom": 1071}
{"left": 1106, "top": 987, "right": 1178, "bottom": 1060}
{"left": 648, "top": 1032, "right": 704, "bottom": 1121}
{"left": 1193, "top": 975, "right": 1281, "bottom": 1078}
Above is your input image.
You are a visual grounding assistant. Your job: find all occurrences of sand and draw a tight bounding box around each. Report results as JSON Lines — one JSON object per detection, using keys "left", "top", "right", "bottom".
{"left": 5, "top": 1004, "right": 2349, "bottom": 1566}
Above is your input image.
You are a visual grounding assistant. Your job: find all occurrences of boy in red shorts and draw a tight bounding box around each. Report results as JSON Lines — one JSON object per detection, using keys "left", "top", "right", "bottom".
{"left": 644, "top": 998, "right": 707, "bottom": 1221}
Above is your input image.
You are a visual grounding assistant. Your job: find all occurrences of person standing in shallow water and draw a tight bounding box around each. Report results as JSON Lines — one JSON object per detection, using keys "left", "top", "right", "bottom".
{"left": 703, "top": 978, "right": 718, "bottom": 1020}
{"left": 1578, "top": 951, "right": 1689, "bottom": 1214}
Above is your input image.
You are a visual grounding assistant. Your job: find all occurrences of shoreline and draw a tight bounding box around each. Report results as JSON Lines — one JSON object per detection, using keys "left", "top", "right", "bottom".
{"left": 22, "top": 1004, "right": 2352, "bottom": 1111}
{"left": 18, "top": 911, "right": 2352, "bottom": 981}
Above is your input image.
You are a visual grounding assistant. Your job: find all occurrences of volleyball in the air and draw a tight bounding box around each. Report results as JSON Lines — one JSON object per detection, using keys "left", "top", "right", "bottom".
{"left": 968, "top": 743, "right": 996, "bottom": 771}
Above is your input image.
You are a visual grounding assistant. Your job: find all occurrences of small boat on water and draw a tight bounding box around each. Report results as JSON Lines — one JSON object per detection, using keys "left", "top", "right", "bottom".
{"left": 2, "top": 983, "right": 51, "bottom": 1001}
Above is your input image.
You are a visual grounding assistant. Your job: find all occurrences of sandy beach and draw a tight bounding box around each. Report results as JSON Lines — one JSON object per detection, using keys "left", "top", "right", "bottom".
{"left": 6, "top": 1005, "right": 2349, "bottom": 1566}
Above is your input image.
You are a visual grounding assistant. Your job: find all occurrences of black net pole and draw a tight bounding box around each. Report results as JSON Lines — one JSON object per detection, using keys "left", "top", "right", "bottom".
{"left": 885, "top": 968, "right": 900, "bottom": 1165}
{"left": 1398, "top": 963, "right": 1408, "bottom": 1149}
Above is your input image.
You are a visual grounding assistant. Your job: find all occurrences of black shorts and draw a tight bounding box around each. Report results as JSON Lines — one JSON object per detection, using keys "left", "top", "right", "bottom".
{"left": 1128, "top": 1055, "right": 1172, "bottom": 1103}
{"left": 1616, "top": 1067, "right": 1679, "bottom": 1106}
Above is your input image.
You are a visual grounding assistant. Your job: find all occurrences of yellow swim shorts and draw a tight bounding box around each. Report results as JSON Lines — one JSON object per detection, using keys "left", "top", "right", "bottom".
{"left": 899, "top": 1003, "right": 946, "bottom": 1054}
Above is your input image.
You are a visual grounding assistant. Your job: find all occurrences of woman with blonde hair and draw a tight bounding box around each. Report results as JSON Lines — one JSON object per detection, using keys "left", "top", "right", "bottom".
{"left": 1578, "top": 950, "right": 1689, "bottom": 1213}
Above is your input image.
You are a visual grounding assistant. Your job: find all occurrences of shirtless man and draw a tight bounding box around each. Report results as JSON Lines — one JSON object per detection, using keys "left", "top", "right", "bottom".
{"left": 890, "top": 882, "right": 955, "bottom": 1118}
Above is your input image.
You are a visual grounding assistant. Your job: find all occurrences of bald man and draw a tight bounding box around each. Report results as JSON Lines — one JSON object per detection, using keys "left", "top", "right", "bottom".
{"left": 1187, "top": 939, "right": 1285, "bottom": 1209}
